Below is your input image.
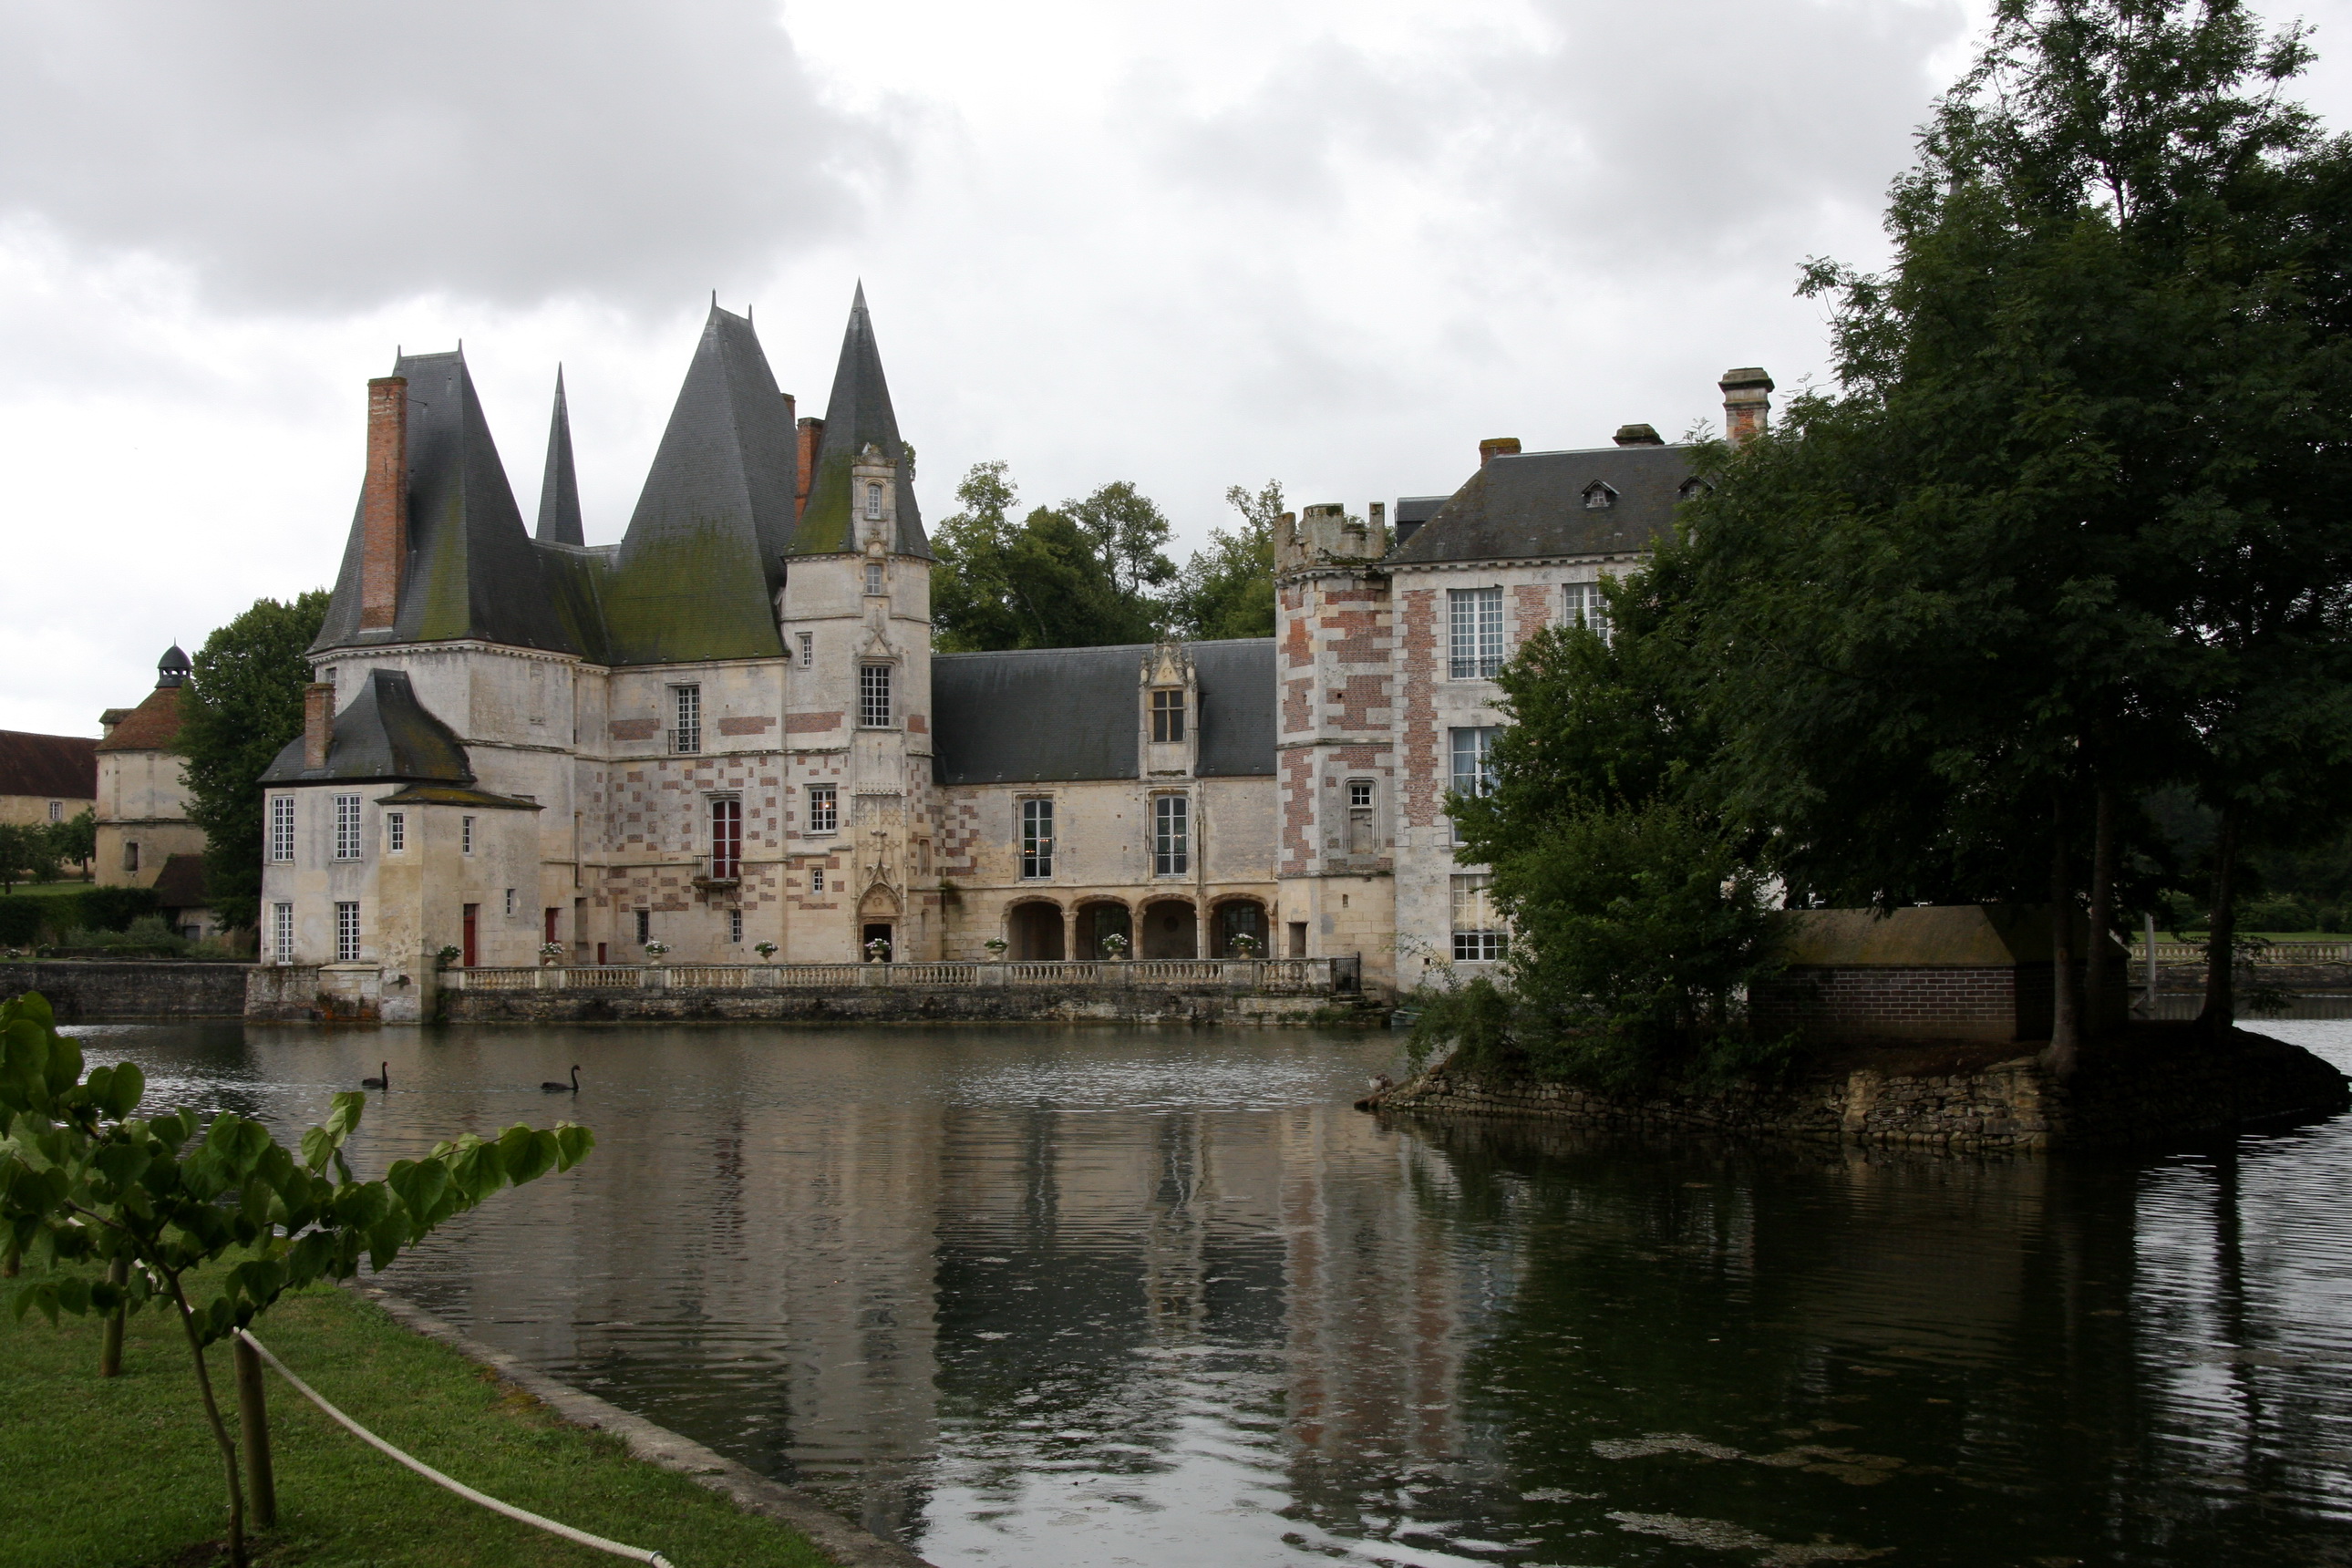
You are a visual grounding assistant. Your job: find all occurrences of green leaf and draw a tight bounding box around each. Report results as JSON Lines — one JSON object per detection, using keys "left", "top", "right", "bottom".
{"left": 552, "top": 1123, "right": 594, "bottom": 1171}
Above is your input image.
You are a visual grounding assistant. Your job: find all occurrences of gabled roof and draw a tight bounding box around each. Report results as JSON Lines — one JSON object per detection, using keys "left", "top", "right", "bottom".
{"left": 791, "top": 284, "right": 930, "bottom": 560}
{"left": 95, "top": 683, "right": 186, "bottom": 754}
{"left": 0, "top": 730, "right": 96, "bottom": 799}
{"left": 150, "top": 853, "right": 210, "bottom": 912}
{"left": 1387, "top": 444, "right": 1697, "bottom": 566}
{"left": 534, "top": 367, "right": 584, "bottom": 546}
{"left": 258, "top": 670, "right": 473, "bottom": 785}
{"left": 598, "top": 304, "right": 799, "bottom": 664}
{"left": 931, "top": 639, "right": 1275, "bottom": 785}
{"left": 314, "top": 350, "right": 580, "bottom": 656}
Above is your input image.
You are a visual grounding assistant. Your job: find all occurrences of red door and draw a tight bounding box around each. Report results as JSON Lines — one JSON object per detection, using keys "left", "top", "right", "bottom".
{"left": 544, "top": 907, "right": 559, "bottom": 944}
{"left": 461, "top": 904, "right": 479, "bottom": 968}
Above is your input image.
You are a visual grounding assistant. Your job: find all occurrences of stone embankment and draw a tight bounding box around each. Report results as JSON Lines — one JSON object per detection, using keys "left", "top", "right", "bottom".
{"left": 1374, "top": 1024, "right": 2349, "bottom": 1152}
{"left": 0, "top": 959, "right": 248, "bottom": 1021}
{"left": 445, "top": 982, "right": 1374, "bottom": 1027}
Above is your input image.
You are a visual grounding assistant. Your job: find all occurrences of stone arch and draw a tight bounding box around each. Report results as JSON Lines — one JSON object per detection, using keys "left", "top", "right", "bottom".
{"left": 859, "top": 883, "right": 900, "bottom": 962}
{"left": 1074, "top": 899, "right": 1133, "bottom": 960}
{"left": 1139, "top": 896, "right": 1198, "bottom": 960}
{"left": 1209, "top": 895, "right": 1270, "bottom": 958}
{"left": 1006, "top": 898, "right": 1066, "bottom": 961}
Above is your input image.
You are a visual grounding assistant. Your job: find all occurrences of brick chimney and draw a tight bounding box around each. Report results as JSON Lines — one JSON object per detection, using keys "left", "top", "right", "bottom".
{"left": 795, "top": 416, "right": 825, "bottom": 521}
{"left": 1613, "top": 423, "right": 1664, "bottom": 447}
{"left": 1479, "top": 437, "right": 1522, "bottom": 467}
{"left": 358, "top": 377, "right": 409, "bottom": 631}
{"left": 1720, "top": 368, "right": 1774, "bottom": 446}
{"left": 303, "top": 682, "right": 335, "bottom": 769}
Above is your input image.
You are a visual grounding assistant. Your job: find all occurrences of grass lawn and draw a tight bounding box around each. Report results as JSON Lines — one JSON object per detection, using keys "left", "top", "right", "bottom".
{"left": 0, "top": 880, "right": 96, "bottom": 898}
{"left": 0, "top": 1271, "right": 833, "bottom": 1568}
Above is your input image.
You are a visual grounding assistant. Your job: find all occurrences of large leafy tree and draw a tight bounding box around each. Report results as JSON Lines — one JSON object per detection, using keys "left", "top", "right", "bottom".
{"left": 930, "top": 463, "right": 1174, "bottom": 650}
{"left": 1678, "top": 0, "right": 2352, "bottom": 1053}
{"left": 1171, "top": 480, "right": 1282, "bottom": 641}
{"left": 179, "top": 592, "right": 329, "bottom": 932}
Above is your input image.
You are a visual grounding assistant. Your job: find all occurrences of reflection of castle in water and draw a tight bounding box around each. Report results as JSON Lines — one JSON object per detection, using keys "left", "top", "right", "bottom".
{"left": 364, "top": 1029, "right": 2352, "bottom": 1565}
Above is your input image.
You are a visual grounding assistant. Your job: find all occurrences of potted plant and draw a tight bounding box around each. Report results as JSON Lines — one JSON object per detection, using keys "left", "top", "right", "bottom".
{"left": 643, "top": 940, "right": 670, "bottom": 963}
{"left": 539, "top": 941, "right": 565, "bottom": 966}
{"left": 434, "top": 944, "right": 461, "bottom": 971}
{"left": 754, "top": 941, "right": 779, "bottom": 962}
{"left": 1231, "top": 932, "right": 1262, "bottom": 957}
{"left": 865, "top": 935, "right": 892, "bottom": 963}
{"left": 1100, "top": 932, "right": 1130, "bottom": 959}
{"left": 983, "top": 937, "right": 1008, "bottom": 959}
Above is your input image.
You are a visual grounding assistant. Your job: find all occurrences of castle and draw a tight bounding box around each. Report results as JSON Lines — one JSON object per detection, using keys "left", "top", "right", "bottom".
{"left": 257, "top": 290, "right": 1765, "bottom": 1001}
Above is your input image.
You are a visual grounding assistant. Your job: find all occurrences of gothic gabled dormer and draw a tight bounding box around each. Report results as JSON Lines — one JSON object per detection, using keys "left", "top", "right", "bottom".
{"left": 791, "top": 284, "right": 931, "bottom": 561}
{"left": 534, "top": 366, "right": 584, "bottom": 546}
{"left": 1139, "top": 640, "right": 1200, "bottom": 779}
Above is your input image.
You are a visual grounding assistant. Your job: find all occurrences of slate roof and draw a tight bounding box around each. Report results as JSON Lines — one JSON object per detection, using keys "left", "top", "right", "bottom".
{"left": 150, "top": 853, "right": 210, "bottom": 912}
{"left": 792, "top": 284, "right": 930, "bottom": 560}
{"left": 932, "top": 639, "right": 1275, "bottom": 785}
{"left": 0, "top": 731, "right": 97, "bottom": 799}
{"left": 259, "top": 670, "right": 473, "bottom": 785}
{"left": 534, "top": 367, "right": 584, "bottom": 546}
{"left": 95, "top": 682, "right": 186, "bottom": 754}
{"left": 314, "top": 350, "right": 579, "bottom": 656}
{"left": 598, "top": 304, "right": 800, "bottom": 664}
{"left": 1387, "top": 444, "right": 1697, "bottom": 566}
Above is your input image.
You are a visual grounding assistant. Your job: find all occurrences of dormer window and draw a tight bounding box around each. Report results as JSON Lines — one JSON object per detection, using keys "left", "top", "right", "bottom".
{"left": 1582, "top": 482, "right": 1617, "bottom": 511}
{"left": 1150, "top": 688, "right": 1186, "bottom": 744}
{"left": 1677, "top": 478, "right": 1713, "bottom": 502}
{"left": 864, "top": 481, "right": 883, "bottom": 521}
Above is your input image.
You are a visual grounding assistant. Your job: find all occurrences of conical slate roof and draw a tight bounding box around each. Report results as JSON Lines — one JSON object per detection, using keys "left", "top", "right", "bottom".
{"left": 792, "top": 284, "right": 930, "bottom": 559}
{"left": 597, "top": 303, "right": 799, "bottom": 663}
{"left": 534, "top": 367, "right": 584, "bottom": 545}
{"left": 313, "top": 350, "right": 578, "bottom": 656}
{"left": 258, "top": 669, "right": 474, "bottom": 784}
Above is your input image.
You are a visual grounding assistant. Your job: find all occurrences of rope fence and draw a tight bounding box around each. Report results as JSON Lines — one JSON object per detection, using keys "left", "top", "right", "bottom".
{"left": 234, "top": 1326, "right": 674, "bottom": 1567}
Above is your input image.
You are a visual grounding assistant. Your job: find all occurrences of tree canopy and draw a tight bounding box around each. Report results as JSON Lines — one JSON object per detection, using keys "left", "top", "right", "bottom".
{"left": 180, "top": 592, "right": 330, "bottom": 933}
{"left": 1426, "top": 0, "right": 2352, "bottom": 1075}
{"left": 929, "top": 465, "right": 1282, "bottom": 650}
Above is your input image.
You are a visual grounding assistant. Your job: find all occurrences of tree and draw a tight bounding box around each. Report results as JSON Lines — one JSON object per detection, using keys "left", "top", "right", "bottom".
{"left": 1438, "top": 578, "right": 1785, "bottom": 1087}
{"left": 1676, "top": 0, "right": 2352, "bottom": 1054}
{"left": 46, "top": 808, "right": 95, "bottom": 881}
{"left": 0, "top": 991, "right": 592, "bottom": 1568}
{"left": 1172, "top": 480, "right": 1281, "bottom": 641}
{"left": 180, "top": 592, "right": 330, "bottom": 932}
{"left": 0, "top": 823, "right": 59, "bottom": 892}
{"left": 930, "top": 463, "right": 1171, "bottom": 651}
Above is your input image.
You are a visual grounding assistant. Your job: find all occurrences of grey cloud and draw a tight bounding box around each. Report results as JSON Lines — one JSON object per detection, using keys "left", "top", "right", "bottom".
{"left": 1144, "top": 0, "right": 1964, "bottom": 264}
{"left": 0, "top": 0, "right": 893, "bottom": 312}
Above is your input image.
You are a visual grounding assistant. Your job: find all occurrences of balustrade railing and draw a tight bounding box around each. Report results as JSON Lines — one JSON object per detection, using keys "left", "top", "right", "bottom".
{"left": 443, "top": 955, "right": 1351, "bottom": 995}
{"left": 2134, "top": 940, "right": 2352, "bottom": 965}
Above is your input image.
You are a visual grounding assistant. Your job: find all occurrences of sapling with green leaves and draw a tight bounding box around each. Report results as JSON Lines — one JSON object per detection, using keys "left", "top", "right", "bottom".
{"left": 0, "top": 991, "right": 593, "bottom": 1568}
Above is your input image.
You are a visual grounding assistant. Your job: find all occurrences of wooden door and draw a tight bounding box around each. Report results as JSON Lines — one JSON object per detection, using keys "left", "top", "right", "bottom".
{"left": 461, "top": 904, "right": 479, "bottom": 968}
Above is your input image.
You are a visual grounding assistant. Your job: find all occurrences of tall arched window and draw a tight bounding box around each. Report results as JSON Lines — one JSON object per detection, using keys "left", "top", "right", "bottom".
{"left": 865, "top": 481, "right": 883, "bottom": 521}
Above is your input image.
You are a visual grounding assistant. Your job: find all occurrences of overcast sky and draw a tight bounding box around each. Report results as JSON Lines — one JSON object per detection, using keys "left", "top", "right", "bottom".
{"left": 6, "top": 0, "right": 2351, "bottom": 735}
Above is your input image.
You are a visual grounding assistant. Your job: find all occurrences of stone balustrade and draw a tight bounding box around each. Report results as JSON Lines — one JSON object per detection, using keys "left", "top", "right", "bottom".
{"left": 443, "top": 955, "right": 1352, "bottom": 995}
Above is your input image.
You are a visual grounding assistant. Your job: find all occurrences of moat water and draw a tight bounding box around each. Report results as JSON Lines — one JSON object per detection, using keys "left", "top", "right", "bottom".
{"left": 63, "top": 1019, "right": 2352, "bottom": 1567}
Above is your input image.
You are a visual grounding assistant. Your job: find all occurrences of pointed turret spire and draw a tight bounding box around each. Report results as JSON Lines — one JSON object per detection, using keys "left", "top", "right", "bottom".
{"left": 535, "top": 366, "right": 584, "bottom": 545}
{"left": 790, "top": 284, "right": 929, "bottom": 559}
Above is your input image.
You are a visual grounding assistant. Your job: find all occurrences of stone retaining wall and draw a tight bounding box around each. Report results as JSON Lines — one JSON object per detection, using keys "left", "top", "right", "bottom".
{"left": 0, "top": 960, "right": 249, "bottom": 1020}
{"left": 1378, "top": 1026, "right": 2348, "bottom": 1152}
{"left": 445, "top": 984, "right": 1375, "bottom": 1027}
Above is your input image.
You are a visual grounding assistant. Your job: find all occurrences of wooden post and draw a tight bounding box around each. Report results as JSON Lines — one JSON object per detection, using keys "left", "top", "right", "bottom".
{"left": 232, "top": 1336, "right": 277, "bottom": 1529}
{"left": 100, "top": 1256, "right": 129, "bottom": 1377}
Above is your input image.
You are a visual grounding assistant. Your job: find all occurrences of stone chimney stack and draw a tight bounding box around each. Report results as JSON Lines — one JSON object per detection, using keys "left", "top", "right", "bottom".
{"left": 795, "top": 416, "right": 825, "bottom": 521}
{"left": 1720, "top": 368, "right": 1774, "bottom": 446}
{"left": 1613, "top": 423, "right": 1664, "bottom": 448}
{"left": 1479, "top": 437, "right": 1522, "bottom": 467}
{"left": 358, "top": 377, "right": 409, "bottom": 631}
{"left": 303, "top": 682, "right": 335, "bottom": 769}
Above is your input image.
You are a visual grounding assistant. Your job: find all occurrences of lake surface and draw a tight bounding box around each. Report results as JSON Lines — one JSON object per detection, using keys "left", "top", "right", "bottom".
{"left": 61, "top": 1019, "right": 2352, "bottom": 1568}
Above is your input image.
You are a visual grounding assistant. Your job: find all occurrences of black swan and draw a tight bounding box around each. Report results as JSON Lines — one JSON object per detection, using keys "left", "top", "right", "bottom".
{"left": 542, "top": 1065, "right": 580, "bottom": 1093}
{"left": 361, "top": 1062, "right": 388, "bottom": 1089}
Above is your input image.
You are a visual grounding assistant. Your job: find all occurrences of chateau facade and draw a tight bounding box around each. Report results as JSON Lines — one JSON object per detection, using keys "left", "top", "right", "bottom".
{"left": 258, "top": 290, "right": 1762, "bottom": 1002}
